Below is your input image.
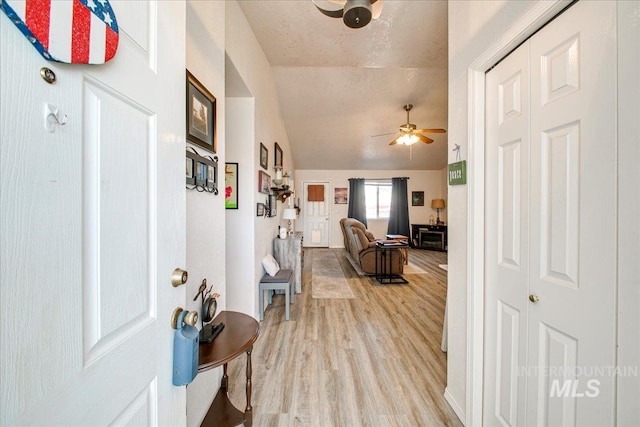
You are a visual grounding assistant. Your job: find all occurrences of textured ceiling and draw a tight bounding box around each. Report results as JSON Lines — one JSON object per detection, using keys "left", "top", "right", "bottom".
{"left": 238, "top": 0, "right": 448, "bottom": 170}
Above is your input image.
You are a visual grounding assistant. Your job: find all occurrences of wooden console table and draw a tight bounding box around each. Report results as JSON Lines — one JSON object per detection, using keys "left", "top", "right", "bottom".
{"left": 198, "top": 311, "right": 260, "bottom": 427}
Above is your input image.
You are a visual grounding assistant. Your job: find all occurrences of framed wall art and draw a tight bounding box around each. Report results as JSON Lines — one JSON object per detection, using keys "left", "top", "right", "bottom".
{"left": 258, "top": 170, "right": 271, "bottom": 194}
{"left": 274, "top": 142, "right": 283, "bottom": 168}
{"left": 186, "top": 157, "right": 195, "bottom": 186}
{"left": 225, "top": 163, "right": 238, "bottom": 209}
{"left": 256, "top": 203, "right": 266, "bottom": 217}
{"left": 412, "top": 191, "right": 425, "bottom": 206}
{"left": 186, "top": 70, "right": 216, "bottom": 153}
{"left": 260, "top": 143, "right": 268, "bottom": 170}
{"left": 268, "top": 194, "right": 277, "bottom": 217}
{"left": 334, "top": 187, "right": 348, "bottom": 204}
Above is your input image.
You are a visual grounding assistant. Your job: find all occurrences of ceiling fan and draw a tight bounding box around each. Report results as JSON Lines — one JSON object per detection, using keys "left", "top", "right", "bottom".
{"left": 374, "top": 104, "right": 446, "bottom": 146}
{"left": 313, "top": 0, "right": 383, "bottom": 29}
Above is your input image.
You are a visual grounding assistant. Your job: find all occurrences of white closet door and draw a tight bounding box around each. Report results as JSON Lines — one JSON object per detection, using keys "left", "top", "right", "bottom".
{"left": 527, "top": 1, "right": 617, "bottom": 425}
{"left": 484, "top": 1, "right": 618, "bottom": 426}
{"left": 484, "top": 39, "right": 531, "bottom": 427}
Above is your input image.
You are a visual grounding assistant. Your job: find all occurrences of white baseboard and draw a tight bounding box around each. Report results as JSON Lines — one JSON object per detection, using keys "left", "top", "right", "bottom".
{"left": 444, "top": 387, "right": 466, "bottom": 426}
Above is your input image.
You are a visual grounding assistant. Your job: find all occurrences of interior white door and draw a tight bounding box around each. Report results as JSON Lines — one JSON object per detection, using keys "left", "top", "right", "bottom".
{"left": 303, "top": 182, "right": 330, "bottom": 247}
{"left": 484, "top": 41, "right": 531, "bottom": 427}
{"left": 0, "top": 2, "right": 186, "bottom": 425}
{"left": 484, "top": 1, "right": 617, "bottom": 426}
{"left": 526, "top": 2, "right": 616, "bottom": 424}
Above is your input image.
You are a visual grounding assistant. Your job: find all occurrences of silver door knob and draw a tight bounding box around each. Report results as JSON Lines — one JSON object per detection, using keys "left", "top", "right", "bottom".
{"left": 529, "top": 294, "right": 540, "bottom": 303}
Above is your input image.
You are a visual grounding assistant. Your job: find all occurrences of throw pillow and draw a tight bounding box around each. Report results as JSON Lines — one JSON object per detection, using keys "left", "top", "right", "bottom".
{"left": 364, "top": 230, "right": 376, "bottom": 242}
{"left": 261, "top": 253, "right": 280, "bottom": 276}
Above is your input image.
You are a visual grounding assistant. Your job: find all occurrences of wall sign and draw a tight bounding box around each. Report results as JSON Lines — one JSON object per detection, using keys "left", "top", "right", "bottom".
{"left": 448, "top": 160, "right": 467, "bottom": 185}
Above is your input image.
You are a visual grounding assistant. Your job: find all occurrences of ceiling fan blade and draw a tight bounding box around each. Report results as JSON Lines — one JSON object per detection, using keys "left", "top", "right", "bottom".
{"left": 371, "top": 0, "right": 383, "bottom": 19}
{"left": 389, "top": 139, "right": 398, "bottom": 146}
{"left": 416, "top": 134, "right": 434, "bottom": 144}
{"left": 313, "top": 1, "right": 344, "bottom": 18}
{"left": 414, "top": 128, "right": 447, "bottom": 134}
{"left": 370, "top": 131, "right": 398, "bottom": 138}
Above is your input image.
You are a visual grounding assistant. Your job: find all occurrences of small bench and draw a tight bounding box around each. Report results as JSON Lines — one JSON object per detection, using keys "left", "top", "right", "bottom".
{"left": 259, "top": 269, "right": 294, "bottom": 321}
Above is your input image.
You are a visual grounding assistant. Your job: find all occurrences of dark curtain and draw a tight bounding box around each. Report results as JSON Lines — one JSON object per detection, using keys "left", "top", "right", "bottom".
{"left": 387, "top": 177, "right": 410, "bottom": 237}
{"left": 347, "top": 178, "right": 367, "bottom": 227}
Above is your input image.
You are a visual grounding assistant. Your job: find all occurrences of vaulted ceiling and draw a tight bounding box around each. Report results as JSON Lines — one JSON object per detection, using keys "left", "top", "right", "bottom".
{"left": 238, "top": 0, "right": 448, "bottom": 171}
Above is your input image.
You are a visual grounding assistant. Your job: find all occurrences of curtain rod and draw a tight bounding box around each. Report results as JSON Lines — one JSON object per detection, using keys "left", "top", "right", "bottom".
{"left": 363, "top": 177, "right": 410, "bottom": 182}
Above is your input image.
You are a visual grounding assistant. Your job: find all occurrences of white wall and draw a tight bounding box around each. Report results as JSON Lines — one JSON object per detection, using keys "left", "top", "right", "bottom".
{"left": 225, "top": 97, "right": 256, "bottom": 316}
{"left": 440, "top": 166, "right": 448, "bottom": 223}
{"left": 185, "top": 1, "right": 226, "bottom": 425}
{"left": 225, "top": 1, "right": 295, "bottom": 321}
{"left": 447, "top": 0, "right": 552, "bottom": 422}
{"left": 294, "top": 169, "right": 446, "bottom": 247}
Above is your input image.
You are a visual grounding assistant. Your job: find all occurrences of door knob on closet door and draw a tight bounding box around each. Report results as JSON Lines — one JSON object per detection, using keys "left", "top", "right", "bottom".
{"left": 529, "top": 294, "right": 540, "bottom": 303}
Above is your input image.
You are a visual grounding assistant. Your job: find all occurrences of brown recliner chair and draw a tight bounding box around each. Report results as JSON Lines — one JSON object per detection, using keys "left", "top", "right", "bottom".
{"left": 340, "top": 218, "right": 404, "bottom": 275}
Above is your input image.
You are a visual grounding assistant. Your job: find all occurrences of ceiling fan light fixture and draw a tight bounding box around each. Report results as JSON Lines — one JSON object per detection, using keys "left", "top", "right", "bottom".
{"left": 397, "top": 133, "right": 419, "bottom": 145}
{"left": 343, "top": 0, "right": 372, "bottom": 28}
{"left": 314, "top": 0, "right": 380, "bottom": 29}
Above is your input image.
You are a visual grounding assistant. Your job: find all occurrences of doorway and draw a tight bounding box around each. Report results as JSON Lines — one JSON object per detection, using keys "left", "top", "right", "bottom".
{"left": 302, "top": 181, "right": 330, "bottom": 247}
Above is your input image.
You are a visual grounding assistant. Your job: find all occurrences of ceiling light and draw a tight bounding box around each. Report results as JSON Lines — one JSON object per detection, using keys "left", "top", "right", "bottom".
{"left": 397, "top": 134, "right": 419, "bottom": 145}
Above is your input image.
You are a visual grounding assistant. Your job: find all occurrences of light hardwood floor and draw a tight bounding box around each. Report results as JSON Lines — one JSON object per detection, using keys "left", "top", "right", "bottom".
{"left": 225, "top": 248, "right": 462, "bottom": 426}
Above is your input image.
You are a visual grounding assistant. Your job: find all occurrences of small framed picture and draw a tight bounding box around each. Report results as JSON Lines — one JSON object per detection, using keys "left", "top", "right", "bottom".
{"left": 196, "top": 162, "right": 207, "bottom": 186}
{"left": 207, "top": 165, "right": 215, "bottom": 190}
{"left": 412, "top": 191, "right": 425, "bottom": 206}
{"left": 256, "top": 202, "right": 266, "bottom": 216}
{"left": 186, "top": 70, "right": 216, "bottom": 153}
{"left": 269, "top": 194, "right": 277, "bottom": 217}
{"left": 274, "top": 142, "right": 283, "bottom": 168}
{"left": 259, "top": 170, "right": 271, "bottom": 194}
{"left": 186, "top": 158, "right": 195, "bottom": 186}
{"left": 334, "top": 187, "right": 348, "bottom": 204}
{"left": 225, "top": 163, "right": 238, "bottom": 209}
{"left": 260, "top": 143, "right": 268, "bottom": 170}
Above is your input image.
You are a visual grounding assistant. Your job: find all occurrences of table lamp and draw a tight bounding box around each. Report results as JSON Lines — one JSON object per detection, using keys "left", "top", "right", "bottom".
{"left": 431, "top": 199, "right": 446, "bottom": 225}
{"left": 283, "top": 208, "right": 297, "bottom": 235}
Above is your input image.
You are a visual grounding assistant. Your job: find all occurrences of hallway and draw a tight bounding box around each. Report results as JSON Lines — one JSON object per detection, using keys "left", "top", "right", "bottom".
{"left": 225, "top": 248, "right": 460, "bottom": 426}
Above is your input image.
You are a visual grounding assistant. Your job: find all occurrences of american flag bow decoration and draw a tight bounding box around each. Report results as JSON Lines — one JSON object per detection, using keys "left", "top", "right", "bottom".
{"left": 1, "top": 0, "right": 119, "bottom": 64}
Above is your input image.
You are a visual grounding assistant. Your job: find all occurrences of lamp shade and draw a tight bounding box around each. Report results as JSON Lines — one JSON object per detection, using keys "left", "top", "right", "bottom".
{"left": 283, "top": 208, "right": 297, "bottom": 220}
{"left": 431, "top": 199, "right": 446, "bottom": 209}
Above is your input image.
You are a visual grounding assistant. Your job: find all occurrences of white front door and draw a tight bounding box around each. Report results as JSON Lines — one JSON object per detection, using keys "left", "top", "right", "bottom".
{"left": 1, "top": 2, "right": 187, "bottom": 425}
{"left": 484, "top": 1, "right": 617, "bottom": 426}
{"left": 303, "top": 181, "right": 330, "bottom": 247}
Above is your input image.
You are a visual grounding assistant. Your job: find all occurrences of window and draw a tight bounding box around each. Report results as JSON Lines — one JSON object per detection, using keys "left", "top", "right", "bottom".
{"left": 365, "top": 180, "right": 392, "bottom": 219}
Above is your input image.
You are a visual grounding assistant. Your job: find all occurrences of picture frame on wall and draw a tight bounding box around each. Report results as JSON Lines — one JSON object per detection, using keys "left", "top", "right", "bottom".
{"left": 260, "top": 143, "right": 268, "bottom": 170}
{"left": 258, "top": 170, "right": 271, "bottom": 194}
{"left": 225, "top": 163, "right": 238, "bottom": 209}
{"left": 334, "top": 187, "right": 348, "bottom": 204}
{"left": 274, "top": 142, "right": 283, "bottom": 168}
{"left": 269, "top": 194, "right": 277, "bottom": 217}
{"left": 196, "top": 161, "right": 207, "bottom": 187}
{"left": 412, "top": 191, "right": 425, "bottom": 206}
{"left": 186, "top": 158, "right": 195, "bottom": 186}
{"left": 256, "top": 203, "right": 265, "bottom": 217}
{"left": 186, "top": 70, "right": 216, "bottom": 153}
